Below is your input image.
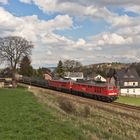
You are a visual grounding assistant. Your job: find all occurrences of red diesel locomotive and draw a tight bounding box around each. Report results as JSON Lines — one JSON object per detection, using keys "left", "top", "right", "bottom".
{"left": 48, "top": 80, "right": 118, "bottom": 102}
{"left": 21, "top": 77, "right": 118, "bottom": 102}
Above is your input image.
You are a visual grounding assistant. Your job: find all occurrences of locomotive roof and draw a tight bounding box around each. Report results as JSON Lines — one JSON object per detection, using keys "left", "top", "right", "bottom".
{"left": 51, "top": 79, "right": 114, "bottom": 87}
{"left": 74, "top": 81, "right": 114, "bottom": 87}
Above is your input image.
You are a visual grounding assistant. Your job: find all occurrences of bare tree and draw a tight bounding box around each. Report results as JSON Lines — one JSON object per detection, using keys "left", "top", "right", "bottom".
{"left": 0, "top": 36, "right": 33, "bottom": 87}
{"left": 63, "top": 59, "right": 82, "bottom": 72}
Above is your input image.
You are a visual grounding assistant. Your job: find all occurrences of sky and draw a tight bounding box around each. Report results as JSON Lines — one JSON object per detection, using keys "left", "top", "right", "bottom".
{"left": 0, "top": 0, "right": 140, "bottom": 68}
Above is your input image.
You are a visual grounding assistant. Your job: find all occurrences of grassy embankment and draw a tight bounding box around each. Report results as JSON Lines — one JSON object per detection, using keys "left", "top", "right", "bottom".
{"left": 0, "top": 86, "right": 140, "bottom": 140}
{"left": 116, "top": 96, "right": 140, "bottom": 106}
{"left": 0, "top": 87, "right": 85, "bottom": 140}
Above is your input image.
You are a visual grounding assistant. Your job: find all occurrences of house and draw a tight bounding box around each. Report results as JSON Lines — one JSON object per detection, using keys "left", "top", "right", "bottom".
{"left": 109, "top": 68, "right": 140, "bottom": 95}
{"left": 0, "top": 78, "right": 5, "bottom": 88}
{"left": 93, "top": 74, "right": 106, "bottom": 82}
{"left": 41, "top": 67, "right": 52, "bottom": 80}
{"left": 86, "top": 73, "right": 106, "bottom": 82}
{"left": 43, "top": 73, "right": 52, "bottom": 80}
{"left": 64, "top": 72, "right": 84, "bottom": 81}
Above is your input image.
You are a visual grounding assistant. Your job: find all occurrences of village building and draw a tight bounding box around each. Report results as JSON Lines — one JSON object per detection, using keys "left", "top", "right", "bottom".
{"left": 86, "top": 73, "right": 106, "bottom": 82}
{"left": 93, "top": 74, "right": 106, "bottom": 82}
{"left": 109, "top": 68, "right": 140, "bottom": 95}
{"left": 42, "top": 67, "right": 52, "bottom": 80}
{"left": 0, "top": 78, "right": 5, "bottom": 88}
{"left": 64, "top": 72, "right": 84, "bottom": 81}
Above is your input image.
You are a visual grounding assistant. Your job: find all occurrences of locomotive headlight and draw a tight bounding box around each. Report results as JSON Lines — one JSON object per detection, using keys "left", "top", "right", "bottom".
{"left": 109, "top": 92, "right": 117, "bottom": 95}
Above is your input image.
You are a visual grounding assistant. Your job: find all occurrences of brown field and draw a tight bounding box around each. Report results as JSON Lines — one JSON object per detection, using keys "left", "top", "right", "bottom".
{"left": 28, "top": 86, "right": 140, "bottom": 140}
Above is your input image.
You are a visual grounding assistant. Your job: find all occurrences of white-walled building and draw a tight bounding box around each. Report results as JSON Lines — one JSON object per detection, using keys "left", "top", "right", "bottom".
{"left": 115, "top": 68, "right": 140, "bottom": 95}
{"left": 64, "top": 72, "right": 84, "bottom": 81}
{"left": 94, "top": 74, "right": 106, "bottom": 82}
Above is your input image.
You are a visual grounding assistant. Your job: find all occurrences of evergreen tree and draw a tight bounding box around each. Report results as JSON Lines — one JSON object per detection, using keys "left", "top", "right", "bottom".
{"left": 36, "top": 67, "right": 44, "bottom": 79}
{"left": 19, "top": 56, "right": 33, "bottom": 77}
{"left": 55, "top": 60, "right": 64, "bottom": 78}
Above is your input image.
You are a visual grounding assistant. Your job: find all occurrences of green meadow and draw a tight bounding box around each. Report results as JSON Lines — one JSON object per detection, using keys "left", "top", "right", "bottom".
{"left": 116, "top": 95, "right": 140, "bottom": 106}
{"left": 0, "top": 88, "right": 85, "bottom": 140}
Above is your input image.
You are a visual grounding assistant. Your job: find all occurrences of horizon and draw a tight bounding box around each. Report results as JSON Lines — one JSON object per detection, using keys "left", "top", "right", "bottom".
{"left": 0, "top": 61, "right": 136, "bottom": 70}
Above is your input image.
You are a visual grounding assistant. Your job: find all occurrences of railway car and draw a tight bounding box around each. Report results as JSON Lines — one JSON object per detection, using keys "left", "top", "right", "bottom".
{"left": 48, "top": 80, "right": 72, "bottom": 92}
{"left": 21, "top": 77, "right": 48, "bottom": 88}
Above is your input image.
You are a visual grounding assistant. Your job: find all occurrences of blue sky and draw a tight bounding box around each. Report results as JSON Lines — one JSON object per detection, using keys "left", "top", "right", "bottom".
{"left": 0, "top": 0, "right": 140, "bottom": 67}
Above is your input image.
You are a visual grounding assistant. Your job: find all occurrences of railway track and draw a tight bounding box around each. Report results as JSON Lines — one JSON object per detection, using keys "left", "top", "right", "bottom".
{"left": 28, "top": 84, "right": 140, "bottom": 121}
{"left": 112, "top": 102, "right": 140, "bottom": 112}
{"left": 20, "top": 82, "right": 140, "bottom": 113}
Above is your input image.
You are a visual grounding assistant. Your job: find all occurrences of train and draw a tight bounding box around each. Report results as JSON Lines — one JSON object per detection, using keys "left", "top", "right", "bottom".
{"left": 20, "top": 77, "right": 118, "bottom": 102}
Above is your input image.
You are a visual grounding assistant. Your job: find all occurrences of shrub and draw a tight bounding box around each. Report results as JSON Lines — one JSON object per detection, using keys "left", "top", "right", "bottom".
{"left": 57, "top": 97, "right": 76, "bottom": 114}
{"left": 81, "top": 106, "right": 91, "bottom": 118}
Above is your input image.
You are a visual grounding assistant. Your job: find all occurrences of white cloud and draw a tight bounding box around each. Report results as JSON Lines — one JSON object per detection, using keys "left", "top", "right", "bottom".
{"left": 19, "top": 0, "right": 140, "bottom": 29}
{"left": 96, "top": 33, "right": 133, "bottom": 46}
{"left": 96, "top": 0, "right": 140, "bottom": 6}
{"left": 19, "top": 0, "right": 32, "bottom": 4}
{"left": 0, "top": 0, "right": 8, "bottom": 4}
{"left": 125, "top": 5, "right": 140, "bottom": 14}
{"left": 76, "top": 38, "right": 86, "bottom": 47}
{"left": 0, "top": 7, "right": 73, "bottom": 40}
{"left": 19, "top": 0, "right": 113, "bottom": 20}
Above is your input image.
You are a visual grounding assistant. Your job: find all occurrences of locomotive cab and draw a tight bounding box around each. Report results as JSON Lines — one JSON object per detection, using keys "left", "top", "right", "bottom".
{"left": 106, "top": 85, "right": 118, "bottom": 95}
{"left": 105, "top": 85, "right": 118, "bottom": 102}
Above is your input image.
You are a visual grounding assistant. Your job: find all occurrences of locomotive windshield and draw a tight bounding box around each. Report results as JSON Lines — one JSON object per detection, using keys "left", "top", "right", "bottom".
{"left": 108, "top": 87, "right": 113, "bottom": 90}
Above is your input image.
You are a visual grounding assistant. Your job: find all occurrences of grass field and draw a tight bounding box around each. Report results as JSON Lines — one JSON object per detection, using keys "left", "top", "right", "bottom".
{"left": 0, "top": 87, "right": 85, "bottom": 140}
{"left": 116, "top": 96, "right": 140, "bottom": 106}
{"left": 0, "top": 87, "right": 140, "bottom": 140}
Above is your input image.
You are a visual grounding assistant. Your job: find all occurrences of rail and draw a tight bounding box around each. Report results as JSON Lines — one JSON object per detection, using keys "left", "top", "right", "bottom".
{"left": 112, "top": 102, "right": 140, "bottom": 112}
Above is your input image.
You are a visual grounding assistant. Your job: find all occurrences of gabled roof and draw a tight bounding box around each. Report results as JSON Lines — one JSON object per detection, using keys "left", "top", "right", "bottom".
{"left": 65, "top": 72, "right": 83, "bottom": 78}
{"left": 115, "top": 68, "right": 140, "bottom": 81}
{"left": 115, "top": 68, "right": 140, "bottom": 87}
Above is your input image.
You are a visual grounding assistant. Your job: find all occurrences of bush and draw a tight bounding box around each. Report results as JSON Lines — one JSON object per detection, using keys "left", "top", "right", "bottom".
{"left": 57, "top": 97, "right": 76, "bottom": 114}
{"left": 80, "top": 106, "right": 91, "bottom": 118}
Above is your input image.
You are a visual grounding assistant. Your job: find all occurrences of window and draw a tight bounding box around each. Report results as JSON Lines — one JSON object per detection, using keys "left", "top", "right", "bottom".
{"left": 124, "top": 75, "right": 128, "bottom": 78}
{"left": 133, "top": 89, "right": 135, "bottom": 93}
{"left": 124, "top": 82, "right": 129, "bottom": 86}
{"left": 108, "top": 87, "right": 113, "bottom": 90}
{"left": 130, "top": 75, "right": 134, "bottom": 78}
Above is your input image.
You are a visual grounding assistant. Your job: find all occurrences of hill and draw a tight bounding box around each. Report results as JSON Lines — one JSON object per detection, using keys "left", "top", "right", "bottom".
{"left": 83, "top": 62, "right": 130, "bottom": 78}
{"left": 85, "top": 62, "right": 129, "bottom": 70}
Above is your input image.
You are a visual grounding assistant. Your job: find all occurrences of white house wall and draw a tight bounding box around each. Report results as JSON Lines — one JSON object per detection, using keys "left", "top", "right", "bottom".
{"left": 94, "top": 75, "right": 106, "bottom": 82}
{"left": 120, "top": 88, "right": 140, "bottom": 95}
{"left": 124, "top": 82, "right": 138, "bottom": 86}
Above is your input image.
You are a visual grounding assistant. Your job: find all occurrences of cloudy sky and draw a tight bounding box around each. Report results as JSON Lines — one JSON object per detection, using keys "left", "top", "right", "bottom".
{"left": 0, "top": 0, "right": 140, "bottom": 67}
